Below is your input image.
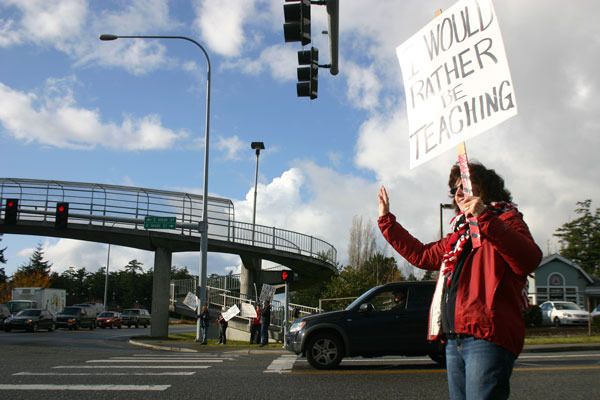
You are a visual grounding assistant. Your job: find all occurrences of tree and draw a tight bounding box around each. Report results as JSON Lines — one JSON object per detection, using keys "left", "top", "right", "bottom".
{"left": 554, "top": 200, "right": 600, "bottom": 277}
{"left": 124, "top": 259, "right": 144, "bottom": 275}
{"left": 11, "top": 243, "right": 52, "bottom": 288}
{"left": 0, "top": 234, "right": 6, "bottom": 265}
{"left": 347, "top": 215, "right": 377, "bottom": 269}
{"left": 17, "top": 243, "right": 52, "bottom": 277}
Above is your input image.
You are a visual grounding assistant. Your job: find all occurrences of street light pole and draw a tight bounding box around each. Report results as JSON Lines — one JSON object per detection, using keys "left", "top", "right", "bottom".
{"left": 440, "top": 203, "right": 454, "bottom": 239}
{"left": 103, "top": 243, "right": 111, "bottom": 309}
{"left": 250, "top": 142, "right": 265, "bottom": 245}
{"left": 99, "top": 34, "right": 211, "bottom": 342}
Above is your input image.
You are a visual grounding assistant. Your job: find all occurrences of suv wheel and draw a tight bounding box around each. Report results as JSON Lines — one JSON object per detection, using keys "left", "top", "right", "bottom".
{"left": 306, "top": 333, "right": 343, "bottom": 369}
{"left": 553, "top": 317, "right": 561, "bottom": 327}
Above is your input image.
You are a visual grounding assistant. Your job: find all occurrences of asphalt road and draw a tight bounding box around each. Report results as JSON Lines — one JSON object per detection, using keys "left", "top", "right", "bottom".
{"left": 1, "top": 326, "right": 599, "bottom": 399}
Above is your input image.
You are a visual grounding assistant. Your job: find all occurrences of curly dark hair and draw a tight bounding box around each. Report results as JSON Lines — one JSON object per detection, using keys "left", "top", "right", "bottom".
{"left": 448, "top": 162, "right": 512, "bottom": 212}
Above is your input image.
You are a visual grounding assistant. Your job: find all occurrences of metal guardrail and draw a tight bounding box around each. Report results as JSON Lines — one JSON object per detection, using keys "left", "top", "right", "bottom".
{"left": 0, "top": 178, "right": 337, "bottom": 264}
{"left": 170, "top": 278, "right": 320, "bottom": 329}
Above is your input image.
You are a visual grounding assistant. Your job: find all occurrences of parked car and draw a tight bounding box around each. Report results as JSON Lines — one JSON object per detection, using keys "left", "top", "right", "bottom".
{"left": 3, "top": 308, "right": 55, "bottom": 332}
{"left": 55, "top": 306, "right": 96, "bottom": 330}
{"left": 121, "top": 308, "right": 151, "bottom": 328}
{"left": 96, "top": 311, "right": 122, "bottom": 329}
{"left": 285, "top": 281, "right": 445, "bottom": 369}
{"left": 591, "top": 305, "right": 600, "bottom": 319}
{"left": 539, "top": 301, "right": 590, "bottom": 326}
{"left": 0, "top": 304, "right": 10, "bottom": 330}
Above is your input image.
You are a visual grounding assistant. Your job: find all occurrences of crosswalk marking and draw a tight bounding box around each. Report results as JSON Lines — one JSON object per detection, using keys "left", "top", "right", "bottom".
{"left": 53, "top": 365, "right": 211, "bottom": 369}
{"left": 0, "top": 384, "right": 170, "bottom": 391}
{"left": 86, "top": 359, "right": 224, "bottom": 363}
{"left": 264, "top": 354, "right": 298, "bottom": 374}
{"left": 13, "top": 372, "right": 195, "bottom": 376}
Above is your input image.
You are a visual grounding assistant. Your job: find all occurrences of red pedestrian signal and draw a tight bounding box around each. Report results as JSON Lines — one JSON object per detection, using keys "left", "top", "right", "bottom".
{"left": 281, "top": 270, "right": 291, "bottom": 283}
{"left": 55, "top": 202, "right": 69, "bottom": 229}
{"left": 4, "top": 198, "right": 18, "bottom": 225}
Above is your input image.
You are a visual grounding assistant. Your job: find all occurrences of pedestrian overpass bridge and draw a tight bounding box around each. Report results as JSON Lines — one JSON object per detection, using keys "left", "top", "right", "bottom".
{"left": 0, "top": 178, "right": 337, "bottom": 337}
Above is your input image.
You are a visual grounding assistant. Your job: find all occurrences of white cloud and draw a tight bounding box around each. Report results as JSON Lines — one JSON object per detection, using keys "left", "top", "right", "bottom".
{"left": 0, "top": 79, "right": 188, "bottom": 150}
{"left": 345, "top": 62, "right": 382, "bottom": 110}
{"left": 215, "top": 135, "right": 245, "bottom": 160}
{"left": 194, "top": 0, "right": 258, "bottom": 57}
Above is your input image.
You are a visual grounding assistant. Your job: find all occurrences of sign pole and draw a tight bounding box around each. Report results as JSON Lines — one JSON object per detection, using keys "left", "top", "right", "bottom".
{"left": 433, "top": 8, "right": 481, "bottom": 248}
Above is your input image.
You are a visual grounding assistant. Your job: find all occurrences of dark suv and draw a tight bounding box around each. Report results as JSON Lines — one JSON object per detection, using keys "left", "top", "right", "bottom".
{"left": 121, "top": 308, "right": 151, "bottom": 328}
{"left": 56, "top": 306, "right": 96, "bottom": 330}
{"left": 285, "top": 281, "right": 445, "bottom": 369}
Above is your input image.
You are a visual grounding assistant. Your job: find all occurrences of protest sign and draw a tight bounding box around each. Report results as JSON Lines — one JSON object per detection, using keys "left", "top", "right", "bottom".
{"left": 396, "top": 0, "right": 517, "bottom": 168}
{"left": 240, "top": 302, "right": 258, "bottom": 318}
{"left": 259, "top": 284, "right": 276, "bottom": 305}
{"left": 222, "top": 304, "right": 240, "bottom": 322}
{"left": 182, "top": 292, "right": 199, "bottom": 311}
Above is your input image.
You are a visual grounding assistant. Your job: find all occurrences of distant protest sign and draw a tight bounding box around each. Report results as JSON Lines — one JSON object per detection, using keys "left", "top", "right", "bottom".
{"left": 240, "top": 302, "right": 257, "bottom": 318}
{"left": 222, "top": 304, "right": 240, "bottom": 321}
{"left": 183, "top": 292, "right": 199, "bottom": 311}
{"left": 396, "top": 0, "right": 517, "bottom": 168}
{"left": 259, "top": 284, "right": 276, "bottom": 304}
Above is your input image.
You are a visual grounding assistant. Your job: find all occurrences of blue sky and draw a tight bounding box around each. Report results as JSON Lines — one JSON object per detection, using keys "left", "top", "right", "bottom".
{"left": 1, "top": 0, "right": 599, "bottom": 279}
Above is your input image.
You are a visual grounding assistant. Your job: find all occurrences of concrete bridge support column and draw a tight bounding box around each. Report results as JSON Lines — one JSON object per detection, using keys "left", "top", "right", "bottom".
{"left": 151, "top": 247, "right": 172, "bottom": 338}
{"left": 240, "top": 256, "right": 262, "bottom": 302}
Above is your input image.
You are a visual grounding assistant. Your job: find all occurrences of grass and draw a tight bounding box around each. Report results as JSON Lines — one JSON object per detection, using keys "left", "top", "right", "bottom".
{"left": 525, "top": 325, "right": 600, "bottom": 345}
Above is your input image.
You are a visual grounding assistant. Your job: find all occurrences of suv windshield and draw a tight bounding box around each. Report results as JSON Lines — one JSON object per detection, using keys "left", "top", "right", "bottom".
{"left": 123, "top": 310, "right": 139, "bottom": 315}
{"left": 60, "top": 307, "right": 82, "bottom": 315}
{"left": 17, "top": 309, "right": 41, "bottom": 317}
{"left": 345, "top": 286, "right": 379, "bottom": 310}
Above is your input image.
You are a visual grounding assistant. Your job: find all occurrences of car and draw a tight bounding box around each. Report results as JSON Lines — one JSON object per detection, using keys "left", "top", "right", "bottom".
{"left": 96, "top": 311, "right": 122, "bottom": 329}
{"left": 3, "top": 308, "right": 55, "bottom": 332}
{"left": 539, "top": 301, "right": 590, "bottom": 326}
{"left": 285, "top": 280, "right": 445, "bottom": 369}
{"left": 591, "top": 305, "right": 600, "bottom": 319}
{"left": 0, "top": 304, "right": 10, "bottom": 330}
{"left": 121, "top": 308, "right": 151, "bottom": 328}
{"left": 55, "top": 306, "right": 96, "bottom": 330}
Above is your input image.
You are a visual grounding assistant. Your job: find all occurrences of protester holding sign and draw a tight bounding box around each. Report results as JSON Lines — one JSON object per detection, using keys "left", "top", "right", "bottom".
{"left": 260, "top": 300, "right": 271, "bottom": 347}
{"left": 199, "top": 305, "right": 210, "bottom": 345}
{"left": 377, "top": 162, "right": 541, "bottom": 400}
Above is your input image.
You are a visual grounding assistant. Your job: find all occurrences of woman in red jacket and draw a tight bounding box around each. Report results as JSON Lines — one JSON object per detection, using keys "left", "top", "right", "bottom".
{"left": 378, "top": 162, "right": 541, "bottom": 400}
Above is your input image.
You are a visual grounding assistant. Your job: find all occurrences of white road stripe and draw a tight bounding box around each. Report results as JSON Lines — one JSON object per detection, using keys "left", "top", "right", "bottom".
{"left": 130, "top": 353, "right": 219, "bottom": 357}
{"left": 264, "top": 355, "right": 298, "bottom": 374}
{"left": 106, "top": 357, "right": 234, "bottom": 362}
{"left": 53, "top": 365, "right": 210, "bottom": 369}
{"left": 13, "top": 372, "right": 195, "bottom": 376}
{"left": 0, "top": 384, "right": 170, "bottom": 391}
{"left": 86, "top": 359, "right": 223, "bottom": 363}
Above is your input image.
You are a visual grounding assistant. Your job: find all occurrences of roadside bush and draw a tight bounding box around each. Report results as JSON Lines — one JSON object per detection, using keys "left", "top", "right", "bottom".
{"left": 523, "top": 305, "right": 542, "bottom": 327}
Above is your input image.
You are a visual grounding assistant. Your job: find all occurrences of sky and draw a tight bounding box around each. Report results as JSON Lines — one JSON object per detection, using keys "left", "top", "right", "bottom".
{"left": 1, "top": 0, "right": 599, "bottom": 280}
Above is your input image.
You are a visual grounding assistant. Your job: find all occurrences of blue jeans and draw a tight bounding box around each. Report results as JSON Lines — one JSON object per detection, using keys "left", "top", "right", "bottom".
{"left": 446, "top": 336, "right": 516, "bottom": 400}
{"left": 201, "top": 325, "right": 209, "bottom": 344}
{"left": 260, "top": 323, "right": 269, "bottom": 345}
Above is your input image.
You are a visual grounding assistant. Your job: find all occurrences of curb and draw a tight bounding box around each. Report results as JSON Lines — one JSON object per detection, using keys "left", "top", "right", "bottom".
{"left": 128, "top": 339, "right": 197, "bottom": 353}
{"left": 522, "top": 343, "right": 600, "bottom": 353}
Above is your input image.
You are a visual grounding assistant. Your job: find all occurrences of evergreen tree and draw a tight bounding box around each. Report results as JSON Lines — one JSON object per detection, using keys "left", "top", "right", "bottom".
{"left": 0, "top": 234, "right": 6, "bottom": 265}
{"left": 11, "top": 243, "right": 52, "bottom": 288}
{"left": 554, "top": 200, "right": 600, "bottom": 277}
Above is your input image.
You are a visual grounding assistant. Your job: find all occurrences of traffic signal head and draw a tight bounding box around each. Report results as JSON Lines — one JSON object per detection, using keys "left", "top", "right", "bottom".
{"left": 55, "top": 202, "right": 69, "bottom": 229}
{"left": 283, "top": 0, "right": 311, "bottom": 46}
{"left": 4, "top": 198, "right": 18, "bottom": 225}
{"left": 297, "top": 47, "right": 318, "bottom": 99}
{"left": 281, "top": 270, "right": 294, "bottom": 283}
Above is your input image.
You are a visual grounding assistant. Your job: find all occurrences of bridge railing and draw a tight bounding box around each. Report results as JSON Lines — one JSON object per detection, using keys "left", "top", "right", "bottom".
{"left": 0, "top": 178, "right": 337, "bottom": 264}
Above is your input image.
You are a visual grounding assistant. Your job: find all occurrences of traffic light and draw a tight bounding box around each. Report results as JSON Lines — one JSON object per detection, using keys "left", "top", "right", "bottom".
{"left": 4, "top": 199, "right": 18, "bottom": 225}
{"left": 281, "top": 270, "right": 294, "bottom": 283}
{"left": 283, "top": 0, "right": 311, "bottom": 46}
{"left": 55, "top": 202, "right": 69, "bottom": 229}
{"left": 297, "top": 47, "right": 318, "bottom": 99}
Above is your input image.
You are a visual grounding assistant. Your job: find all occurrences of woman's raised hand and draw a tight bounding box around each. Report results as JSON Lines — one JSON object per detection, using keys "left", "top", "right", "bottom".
{"left": 378, "top": 186, "right": 390, "bottom": 217}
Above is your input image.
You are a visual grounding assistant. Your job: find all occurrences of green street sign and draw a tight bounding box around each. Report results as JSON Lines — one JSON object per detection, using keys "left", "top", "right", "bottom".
{"left": 144, "top": 216, "right": 177, "bottom": 229}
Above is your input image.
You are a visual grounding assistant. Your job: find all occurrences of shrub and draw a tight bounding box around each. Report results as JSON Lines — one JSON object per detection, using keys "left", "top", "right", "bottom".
{"left": 524, "top": 305, "right": 542, "bottom": 327}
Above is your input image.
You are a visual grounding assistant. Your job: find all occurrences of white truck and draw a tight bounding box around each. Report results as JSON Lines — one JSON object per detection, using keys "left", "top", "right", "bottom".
{"left": 8, "top": 287, "right": 66, "bottom": 317}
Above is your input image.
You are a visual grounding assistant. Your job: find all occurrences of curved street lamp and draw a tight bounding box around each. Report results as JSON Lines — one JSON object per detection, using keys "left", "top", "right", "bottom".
{"left": 99, "top": 34, "right": 211, "bottom": 342}
{"left": 250, "top": 141, "right": 265, "bottom": 245}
